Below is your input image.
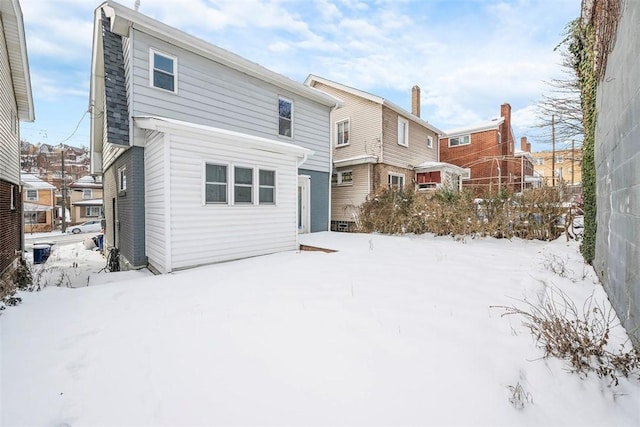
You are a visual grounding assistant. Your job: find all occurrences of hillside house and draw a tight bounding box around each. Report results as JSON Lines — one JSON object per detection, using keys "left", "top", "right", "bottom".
{"left": 21, "top": 173, "right": 55, "bottom": 233}
{"left": 305, "top": 75, "right": 464, "bottom": 231}
{"left": 0, "top": 0, "right": 34, "bottom": 280}
{"left": 90, "top": 1, "right": 338, "bottom": 273}
{"left": 68, "top": 175, "right": 103, "bottom": 224}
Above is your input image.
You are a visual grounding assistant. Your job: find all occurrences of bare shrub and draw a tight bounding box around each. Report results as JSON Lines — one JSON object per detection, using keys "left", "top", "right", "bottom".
{"left": 495, "top": 287, "right": 640, "bottom": 385}
{"left": 0, "top": 258, "right": 33, "bottom": 310}
{"left": 356, "top": 187, "right": 568, "bottom": 241}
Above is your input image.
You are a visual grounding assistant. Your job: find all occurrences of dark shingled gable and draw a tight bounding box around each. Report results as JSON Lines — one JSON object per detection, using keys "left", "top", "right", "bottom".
{"left": 101, "top": 12, "right": 129, "bottom": 146}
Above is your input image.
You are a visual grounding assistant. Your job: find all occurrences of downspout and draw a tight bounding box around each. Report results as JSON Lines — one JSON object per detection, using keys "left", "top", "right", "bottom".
{"left": 297, "top": 152, "right": 308, "bottom": 168}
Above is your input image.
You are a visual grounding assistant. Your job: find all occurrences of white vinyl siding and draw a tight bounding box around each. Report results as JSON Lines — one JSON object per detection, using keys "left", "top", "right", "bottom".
{"left": 129, "top": 31, "right": 331, "bottom": 172}
{"left": 0, "top": 19, "right": 21, "bottom": 185}
{"left": 144, "top": 130, "right": 168, "bottom": 273}
{"left": 142, "top": 124, "right": 301, "bottom": 273}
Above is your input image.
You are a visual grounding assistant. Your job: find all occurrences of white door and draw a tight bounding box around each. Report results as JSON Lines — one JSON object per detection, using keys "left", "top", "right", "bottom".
{"left": 297, "top": 175, "right": 310, "bottom": 234}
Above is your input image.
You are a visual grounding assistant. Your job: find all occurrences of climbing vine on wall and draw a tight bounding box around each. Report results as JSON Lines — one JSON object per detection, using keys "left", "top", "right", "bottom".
{"left": 565, "top": 0, "right": 621, "bottom": 264}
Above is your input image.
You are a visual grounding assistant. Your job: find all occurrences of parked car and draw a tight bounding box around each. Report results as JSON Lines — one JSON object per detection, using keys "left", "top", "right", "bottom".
{"left": 67, "top": 220, "right": 102, "bottom": 234}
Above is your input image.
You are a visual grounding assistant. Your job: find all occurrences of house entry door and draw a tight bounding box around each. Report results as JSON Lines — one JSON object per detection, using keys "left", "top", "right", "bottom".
{"left": 297, "top": 175, "right": 310, "bottom": 234}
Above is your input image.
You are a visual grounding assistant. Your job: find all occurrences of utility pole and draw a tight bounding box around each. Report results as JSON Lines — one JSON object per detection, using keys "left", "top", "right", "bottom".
{"left": 551, "top": 114, "right": 556, "bottom": 187}
{"left": 60, "top": 144, "right": 66, "bottom": 233}
{"left": 571, "top": 139, "right": 575, "bottom": 187}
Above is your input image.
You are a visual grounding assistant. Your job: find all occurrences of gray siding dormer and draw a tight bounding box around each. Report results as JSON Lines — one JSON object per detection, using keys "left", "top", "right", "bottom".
{"left": 129, "top": 31, "right": 331, "bottom": 172}
{"left": 101, "top": 12, "right": 129, "bottom": 146}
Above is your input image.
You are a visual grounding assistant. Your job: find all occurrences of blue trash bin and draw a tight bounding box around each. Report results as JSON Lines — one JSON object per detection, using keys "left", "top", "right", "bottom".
{"left": 96, "top": 234, "right": 104, "bottom": 250}
{"left": 33, "top": 244, "right": 49, "bottom": 264}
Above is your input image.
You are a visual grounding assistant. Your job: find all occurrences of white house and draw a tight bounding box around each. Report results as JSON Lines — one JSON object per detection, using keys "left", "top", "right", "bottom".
{"left": 90, "top": 1, "right": 339, "bottom": 273}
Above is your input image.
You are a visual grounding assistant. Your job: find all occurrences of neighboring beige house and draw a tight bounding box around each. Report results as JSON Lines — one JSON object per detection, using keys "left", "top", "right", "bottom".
{"left": 21, "top": 172, "right": 55, "bottom": 233}
{"left": 305, "top": 75, "right": 464, "bottom": 231}
{"left": 531, "top": 147, "right": 583, "bottom": 189}
{"left": 68, "top": 175, "right": 103, "bottom": 224}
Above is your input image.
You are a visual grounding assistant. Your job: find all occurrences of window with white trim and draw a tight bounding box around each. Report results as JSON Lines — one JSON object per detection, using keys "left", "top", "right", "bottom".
{"left": 278, "top": 97, "right": 293, "bottom": 137}
{"left": 85, "top": 206, "right": 103, "bottom": 217}
{"left": 535, "top": 158, "right": 544, "bottom": 165}
{"left": 555, "top": 155, "right": 564, "bottom": 163}
{"left": 449, "top": 135, "right": 470, "bottom": 147}
{"left": 83, "top": 189, "right": 93, "bottom": 199}
{"left": 26, "top": 189, "right": 37, "bottom": 201}
{"left": 388, "top": 173, "right": 405, "bottom": 189}
{"left": 259, "top": 169, "right": 276, "bottom": 204}
{"left": 118, "top": 166, "right": 127, "bottom": 192}
{"left": 150, "top": 49, "right": 177, "bottom": 93}
{"left": 461, "top": 168, "right": 471, "bottom": 180}
{"left": 24, "top": 211, "right": 46, "bottom": 224}
{"left": 332, "top": 170, "right": 353, "bottom": 186}
{"left": 205, "top": 163, "right": 228, "bottom": 204}
{"left": 336, "top": 119, "right": 350, "bottom": 146}
{"left": 427, "top": 135, "right": 433, "bottom": 148}
{"left": 398, "top": 117, "right": 409, "bottom": 147}
{"left": 497, "top": 132, "right": 502, "bottom": 145}
{"left": 234, "top": 166, "right": 253, "bottom": 204}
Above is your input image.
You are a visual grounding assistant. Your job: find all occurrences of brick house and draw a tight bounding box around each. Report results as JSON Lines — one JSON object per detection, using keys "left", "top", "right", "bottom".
{"left": 440, "top": 103, "right": 534, "bottom": 193}
{"left": 0, "top": 0, "right": 34, "bottom": 281}
{"left": 305, "top": 75, "right": 465, "bottom": 231}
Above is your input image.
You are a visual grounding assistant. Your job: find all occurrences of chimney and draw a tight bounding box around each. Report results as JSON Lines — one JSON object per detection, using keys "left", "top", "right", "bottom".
{"left": 527, "top": 142, "right": 531, "bottom": 152}
{"left": 412, "top": 85, "right": 421, "bottom": 117}
{"left": 500, "top": 103, "right": 511, "bottom": 155}
{"left": 520, "top": 136, "right": 529, "bottom": 152}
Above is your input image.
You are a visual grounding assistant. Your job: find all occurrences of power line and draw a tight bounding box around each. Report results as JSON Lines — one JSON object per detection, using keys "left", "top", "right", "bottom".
{"left": 57, "top": 109, "right": 90, "bottom": 146}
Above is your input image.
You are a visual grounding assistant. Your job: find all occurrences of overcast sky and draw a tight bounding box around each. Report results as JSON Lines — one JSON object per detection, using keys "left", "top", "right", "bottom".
{"left": 18, "top": 0, "right": 580, "bottom": 152}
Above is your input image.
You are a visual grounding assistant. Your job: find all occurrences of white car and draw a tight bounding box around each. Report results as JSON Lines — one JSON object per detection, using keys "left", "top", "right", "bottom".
{"left": 67, "top": 220, "right": 102, "bottom": 234}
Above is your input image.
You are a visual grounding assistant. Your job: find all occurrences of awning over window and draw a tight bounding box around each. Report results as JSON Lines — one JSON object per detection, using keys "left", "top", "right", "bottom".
{"left": 23, "top": 202, "right": 52, "bottom": 212}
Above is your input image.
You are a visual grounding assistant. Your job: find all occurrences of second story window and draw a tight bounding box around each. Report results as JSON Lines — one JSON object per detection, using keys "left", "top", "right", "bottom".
{"left": 336, "top": 119, "right": 350, "bottom": 146}
{"left": 398, "top": 117, "right": 409, "bottom": 147}
{"left": 427, "top": 135, "right": 433, "bottom": 149}
{"left": 278, "top": 97, "right": 293, "bottom": 138}
{"left": 26, "top": 189, "right": 37, "bottom": 201}
{"left": 83, "top": 189, "right": 93, "bottom": 199}
{"left": 150, "top": 49, "right": 177, "bottom": 93}
{"left": 449, "top": 135, "right": 470, "bottom": 147}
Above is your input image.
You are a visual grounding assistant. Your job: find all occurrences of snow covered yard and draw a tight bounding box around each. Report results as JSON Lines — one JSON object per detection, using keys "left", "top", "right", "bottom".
{"left": 2, "top": 232, "right": 639, "bottom": 426}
